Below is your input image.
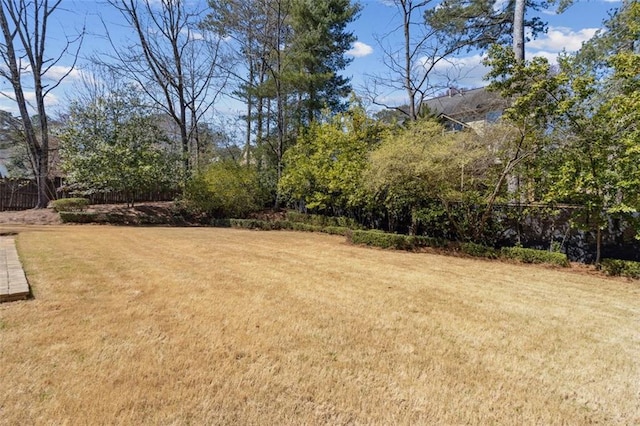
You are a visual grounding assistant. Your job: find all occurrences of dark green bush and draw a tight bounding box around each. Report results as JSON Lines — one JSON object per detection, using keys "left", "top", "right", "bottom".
{"left": 291, "top": 222, "right": 323, "bottom": 232}
{"left": 59, "top": 211, "right": 104, "bottom": 223}
{"left": 183, "top": 161, "right": 269, "bottom": 219}
{"left": 500, "top": 246, "right": 569, "bottom": 267}
{"left": 285, "top": 211, "right": 360, "bottom": 229}
{"left": 600, "top": 259, "right": 640, "bottom": 279}
{"left": 210, "top": 218, "right": 231, "bottom": 227}
{"left": 59, "top": 211, "right": 146, "bottom": 225}
{"left": 460, "top": 242, "right": 499, "bottom": 259}
{"left": 276, "top": 220, "right": 294, "bottom": 230}
{"left": 230, "top": 219, "right": 267, "bottom": 230}
{"left": 51, "top": 198, "right": 90, "bottom": 212}
{"left": 322, "top": 226, "right": 351, "bottom": 236}
{"left": 349, "top": 230, "right": 447, "bottom": 250}
{"left": 350, "top": 230, "right": 413, "bottom": 250}
{"left": 411, "top": 235, "right": 448, "bottom": 248}
{"left": 229, "top": 219, "right": 291, "bottom": 230}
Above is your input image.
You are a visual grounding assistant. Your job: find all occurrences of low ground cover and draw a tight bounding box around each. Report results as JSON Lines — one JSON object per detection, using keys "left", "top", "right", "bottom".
{"left": 1, "top": 227, "right": 638, "bottom": 424}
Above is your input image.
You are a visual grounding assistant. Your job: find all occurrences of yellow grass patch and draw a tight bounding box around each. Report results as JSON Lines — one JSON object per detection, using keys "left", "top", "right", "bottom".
{"left": 1, "top": 226, "right": 639, "bottom": 424}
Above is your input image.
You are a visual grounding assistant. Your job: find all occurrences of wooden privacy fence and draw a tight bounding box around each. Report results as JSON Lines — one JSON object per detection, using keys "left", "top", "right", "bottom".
{"left": 0, "top": 179, "right": 39, "bottom": 211}
{"left": 0, "top": 178, "right": 179, "bottom": 211}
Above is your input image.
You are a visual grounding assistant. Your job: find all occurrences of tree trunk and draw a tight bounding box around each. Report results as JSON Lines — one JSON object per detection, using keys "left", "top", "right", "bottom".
{"left": 513, "top": 0, "right": 526, "bottom": 62}
{"left": 34, "top": 75, "right": 50, "bottom": 208}
{"left": 0, "top": 4, "right": 49, "bottom": 208}
{"left": 245, "top": 62, "right": 254, "bottom": 167}
{"left": 595, "top": 226, "right": 602, "bottom": 265}
{"left": 402, "top": 1, "right": 416, "bottom": 120}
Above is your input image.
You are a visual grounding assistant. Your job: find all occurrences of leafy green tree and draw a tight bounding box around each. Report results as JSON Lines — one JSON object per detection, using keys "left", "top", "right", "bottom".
{"left": 543, "top": 1, "right": 640, "bottom": 263}
{"left": 425, "top": 0, "right": 572, "bottom": 61}
{"left": 288, "top": 0, "right": 360, "bottom": 124}
{"left": 278, "top": 103, "right": 385, "bottom": 215}
{"left": 364, "top": 118, "right": 514, "bottom": 240}
{"left": 364, "top": 119, "right": 448, "bottom": 233}
{"left": 482, "top": 1, "right": 640, "bottom": 262}
{"left": 59, "top": 90, "right": 179, "bottom": 207}
{"left": 184, "top": 160, "right": 268, "bottom": 218}
{"left": 205, "top": 0, "right": 360, "bottom": 198}
{"left": 204, "top": 0, "right": 360, "bottom": 205}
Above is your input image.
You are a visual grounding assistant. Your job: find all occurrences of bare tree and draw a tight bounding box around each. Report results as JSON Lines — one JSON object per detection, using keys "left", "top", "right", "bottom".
{"left": 102, "top": 0, "right": 230, "bottom": 176}
{"left": 365, "top": 0, "right": 472, "bottom": 121}
{"left": 0, "top": 0, "right": 82, "bottom": 207}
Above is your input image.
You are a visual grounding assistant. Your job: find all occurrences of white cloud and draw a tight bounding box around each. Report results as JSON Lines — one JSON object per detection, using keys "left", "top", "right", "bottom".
{"left": 44, "top": 65, "right": 83, "bottom": 81}
{"left": 180, "top": 27, "right": 204, "bottom": 41}
{"left": 347, "top": 41, "right": 374, "bottom": 58}
{"left": 0, "top": 90, "right": 61, "bottom": 114}
{"left": 419, "top": 54, "right": 490, "bottom": 89}
{"left": 527, "top": 26, "right": 598, "bottom": 53}
{"left": 526, "top": 50, "right": 562, "bottom": 63}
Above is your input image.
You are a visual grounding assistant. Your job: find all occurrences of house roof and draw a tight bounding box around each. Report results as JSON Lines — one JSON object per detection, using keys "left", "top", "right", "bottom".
{"left": 422, "top": 87, "right": 508, "bottom": 121}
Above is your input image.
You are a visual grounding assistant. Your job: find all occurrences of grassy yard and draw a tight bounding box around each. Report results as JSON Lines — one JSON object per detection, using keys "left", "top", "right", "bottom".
{"left": 1, "top": 226, "right": 638, "bottom": 424}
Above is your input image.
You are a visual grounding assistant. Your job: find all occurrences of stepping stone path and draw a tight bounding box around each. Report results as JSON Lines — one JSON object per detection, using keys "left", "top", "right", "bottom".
{"left": 0, "top": 236, "right": 30, "bottom": 303}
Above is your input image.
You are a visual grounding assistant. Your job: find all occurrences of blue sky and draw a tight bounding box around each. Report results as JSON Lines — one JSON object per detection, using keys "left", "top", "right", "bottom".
{"left": 0, "top": 0, "right": 624, "bottom": 116}
{"left": 345, "top": 0, "right": 622, "bottom": 106}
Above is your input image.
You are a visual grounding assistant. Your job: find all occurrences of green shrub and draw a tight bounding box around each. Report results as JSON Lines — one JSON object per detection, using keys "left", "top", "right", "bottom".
{"left": 349, "top": 230, "right": 447, "bottom": 250}
{"left": 229, "top": 219, "right": 290, "bottom": 230}
{"left": 350, "top": 230, "right": 413, "bottom": 250}
{"left": 291, "top": 223, "right": 323, "bottom": 232}
{"left": 411, "top": 235, "right": 448, "bottom": 248}
{"left": 183, "top": 161, "right": 269, "bottom": 219}
{"left": 276, "top": 220, "right": 294, "bottom": 230}
{"left": 51, "top": 198, "right": 90, "bottom": 212}
{"left": 500, "top": 246, "right": 569, "bottom": 267}
{"left": 460, "top": 242, "right": 499, "bottom": 259}
{"left": 322, "top": 226, "right": 351, "bottom": 236}
{"left": 210, "top": 218, "right": 231, "bottom": 227}
{"left": 600, "top": 259, "right": 640, "bottom": 279}
{"left": 59, "top": 211, "right": 104, "bottom": 223}
{"left": 285, "top": 211, "right": 360, "bottom": 229}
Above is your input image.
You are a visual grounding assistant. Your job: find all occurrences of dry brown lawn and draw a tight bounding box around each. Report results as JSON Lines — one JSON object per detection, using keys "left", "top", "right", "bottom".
{"left": 1, "top": 226, "right": 639, "bottom": 425}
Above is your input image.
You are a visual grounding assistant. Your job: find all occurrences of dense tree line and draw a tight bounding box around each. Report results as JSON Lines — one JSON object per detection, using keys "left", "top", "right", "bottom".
{"left": 0, "top": 0, "right": 637, "bottom": 262}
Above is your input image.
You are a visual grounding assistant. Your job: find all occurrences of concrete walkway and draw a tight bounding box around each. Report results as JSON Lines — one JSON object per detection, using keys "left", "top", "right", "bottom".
{"left": 0, "top": 236, "right": 30, "bottom": 303}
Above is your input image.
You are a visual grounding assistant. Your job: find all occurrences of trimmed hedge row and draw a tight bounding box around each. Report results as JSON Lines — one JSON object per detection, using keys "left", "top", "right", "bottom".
{"left": 460, "top": 242, "right": 499, "bottom": 259}
{"left": 600, "top": 259, "right": 640, "bottom": 279}
{"left": 225, "top": 219, "right": 352, "bottom": 236}
{"left": 348, "top": 230, "right": 446, "bottom": 251}
{"left": 59, "top": 209, "right": 584, "bottom": 272}
{"left": 285, "top": 212, "right": 361, "bottom": 229}
{"left": 59, "top": 211, "right": 103, "bottom": 223}
{"left": 500, "top": 246, "right": 569, "bottom": 267}
{"left": 50, "top": 198, "right": 90, "bottom": 212}
{"left": 349, "top": 231, "right": 570, "bottom": 267}
{"left": 59, "top": 211, "right": 172, "bottom": 225}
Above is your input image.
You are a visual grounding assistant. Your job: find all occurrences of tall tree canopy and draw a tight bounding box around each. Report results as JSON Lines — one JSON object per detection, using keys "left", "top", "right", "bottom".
{"left": 205, "top": 0, "right": 360, "bottom": 193}
{"left": 425, "top": 0, "right": 566, "bottom": 61}
{"left": 482, "top": 0, "right": 640, "bottom": 262}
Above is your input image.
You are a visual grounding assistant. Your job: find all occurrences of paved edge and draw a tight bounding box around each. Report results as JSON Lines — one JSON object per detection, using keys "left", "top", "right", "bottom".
{"left": 0, "top": 236, "right": 30, "bottom": 303}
